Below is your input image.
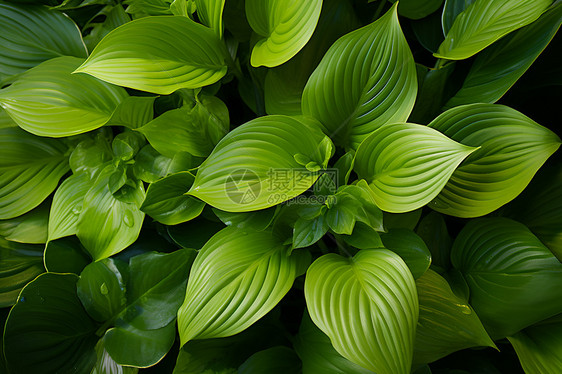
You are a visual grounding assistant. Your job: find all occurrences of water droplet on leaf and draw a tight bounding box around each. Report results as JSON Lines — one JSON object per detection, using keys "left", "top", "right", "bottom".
{"left": 123, "top": 211, "right": 134, "bottom": 227}
{"left": 100, "top": 283, "right": 109, "bottom": 295}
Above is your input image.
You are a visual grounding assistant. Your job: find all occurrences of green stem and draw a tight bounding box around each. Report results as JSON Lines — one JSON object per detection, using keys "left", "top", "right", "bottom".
{"left": 434, "top": 58, "right": 448, "bottom": 69}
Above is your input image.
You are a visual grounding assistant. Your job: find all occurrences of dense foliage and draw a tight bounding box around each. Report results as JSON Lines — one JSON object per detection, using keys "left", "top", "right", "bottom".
{"left": 1, "top": 0, "right": 562, "bottom": 373}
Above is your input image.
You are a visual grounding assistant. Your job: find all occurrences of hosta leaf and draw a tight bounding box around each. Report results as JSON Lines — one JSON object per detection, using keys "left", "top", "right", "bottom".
{"left": 48, "top": 173, "right": 94, "bottom": 242}
{"left": 0, "top": 2, "right": 87, "bottom": 84}
{"left": 302, "top": 4, "right": 417, "bottom": 150}
{"left": 435, "top": 0, "right": 553, "bottom": 60}
{"left": 264, "top": 0, "right": 360, "bottom": 116}
{"left": 508, "top": 316, "right": 562, "bottom": 374}
{"left": 133, "top": 145, "right": 194, "bottom": 183}
{"left": 92, "top": 340, "right": 139, "bottom": 374}
{"left": 445, "top": 3, "right": 562, "bottom": 108}
{"left": 125, "top": 0, "right": 173, "bottom": 16}
{"left": 213, "top": 207, "right": 277, "bottom": 231}
{"left": 0, "top": 57, "right": 127, "bottom": 137}
{"left": 120, "top": 249, "right": 196, "bottom": 330}
{"left": 413, "top": 269, "right": 495, "bottom": 365}
{"left": 104, "top": 320, "right": 176, "bottom": 368}
{"left": 504, "top": 164, "right": 562, "bottom": 260}
{"left": 44, "top": 236, "right": 91, "bottom": 274}
{"left": 141, "top": 172, "right": 205, "bottom": 225}
{"left": 188, "top": 115, "right": 333, "bottom": 212}
{"left": 0, "top": 238, "right": 44, "bottom": 307}
{"left": 178, "top": 227, "right": 310, "bottom": 345}
{"left": 196, "top": 0, "right": 225, "bottom": 37}
{"left": 354, "top": 123, "right": 476, "bottom": 213}
{"left": 3, "top": 273, "right": 98, "bottom": 374}
{"left": 0, "top": 201, "right": 49, "bottom": 244}
{"left": 76, "top": 165, "right": 145, "bottom": 260}
{"left": 106, "top": 96, "right": 156, "bottom": 129}
{"left": 239, "top": 346, "right": 302, "bottom": 374}
{"left": 76, "top": 16, "right": 229, "bottom": 94}
{"left": 428, "top": 104, "right": 561, "bottom": 218}
{"left": 304, "top": 249, "right": 418, "bottom": 374}
{"left": 390, "top": 0, "right": 444, "bottom": 20}
{"left": 380, "top": 229, "right": 431, "bottom": 279}
{"left": 78, "top": 258, "right": 128, "bottom": 322}
{"left": 451, "top": 217, "right": 562, "bottom": 339}
{"left": 293, "top": 214, "right": 328, "bottom": 249}
{"left": 137, "top": 100, "right": 228, "bottom": 158}
{"left": 69, "top": 133, "right": 113, "bottom": 178}
{"left": 441, "top": 0, "right": 475, "bottom": 35}
{"left": 415, "top": 211, "right": 452, "bottom": 271}
{"left": 0, "top": 127, "right": 69, "bottom": 219}
{"left": 246, "top": 0, "right": 322, "bottom": 67}
{"left": 294, "top": 312, "right": 375, "bottom": 374}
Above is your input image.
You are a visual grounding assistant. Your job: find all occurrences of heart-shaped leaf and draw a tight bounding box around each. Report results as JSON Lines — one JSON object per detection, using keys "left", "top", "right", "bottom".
{"left": 0, "top": 2, "right": 87, "bottom": 84}
{"left": 3, "top": 273, "right": 98, "bottom": 373}
{"left": 302, "top": 4, "right": 417, "bottom": 150}
{"left": 76, "top": 164, "right": 145, "bottom": 260}
{"left": 141, "top": 172, "right": 205, "bottom": 225}
{"left": 0, "top": 57, "right": 127, "bottom": 137}
{"left": 413, "top": 269, "right": 495, "bottom": 365}
{"left": 451, "top": 217, "right": 562, "bottom": 339}
{"left": 188, "top": 115, "right": 333, "bottom": 212}
{"left": 0, "top": 127, "right": 69, "bottom": 219}
{"left": 445, "top": 2, "right": 562, "bottom": 108}
{"left": 0, "top": 238, "right": 44, "bottom": 307}
{"left": 246, "top": 0, "right": 322, "bottom": 67}
{"left": 508, "top": 316, "right": 562, "bottom": 374}
{"left": 304, "top": 249, "right": 418, "bottom": 374}
{"left": 428, "top": 104, "right": 561, "bottom": 217}
{"left": 435, "top": 0, "right": 553, "bottom": 60}
{"left": 178, "top": 227, "right": 310, "bottom": 345}
{"left": 354, "top": 123, "right": 477, "bottom": 213}
{"left": 76, "top": 16, "right": 229, "bottom": 94}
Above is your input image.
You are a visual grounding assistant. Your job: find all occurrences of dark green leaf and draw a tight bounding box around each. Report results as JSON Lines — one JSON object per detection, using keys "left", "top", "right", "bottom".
{"left": 381, "top": 229, "right": 431, "bottom": 279}
{"left": 44, "top": 236, "right": 91, "bottom": 274}
{"left": 0, "top": 201, "right": 49, "bottom": 244}
{"left": 238, "top": 346, "right": 302, "bottom": 374}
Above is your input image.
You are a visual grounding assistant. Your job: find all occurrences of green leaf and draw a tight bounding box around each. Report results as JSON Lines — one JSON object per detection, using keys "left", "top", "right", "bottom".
{"left": 441, "top": 0, "right": 475, "bottom": 34}
{"left": 0, "top": 56, "right": 127, "bottom": 137}
{"left": 44, "top": 236, "right": 91, "bottom": 274}
{"left": 0, "top": 108, "right": 16, "bottom": 129}
{"left": 435, "top": 0, "right": 554, "bottom": 60}
{"left": 196, "top": 0, "right": 225, "bottom": 37}
{"left": 106, "top": 96, "right": 156, "bottom": 129}
{"left": 48, "top": 173, "right": 94, "bottom": 242}
{"left": 302, "top": 4, "right": 417, "bottom": 150}
{"left": 413, "top": 269, "right": 495, "bottom": 365}
{"left": 304, "top": 249, "right": 418, "bottom": 374}
{"left": 141, "top": 172, "right": 205, "bottom": 225}
{"left": 78, "top": 258, "right": 128, "bottom": 322}
{"left": 0, "top": 201, "right": 49, "bottom": 244}
{"left": 390, "top": 0, "right": 444, "bottom": 20}
{"left": 121, "top": 249, "right": 196, "bottom": 329}
{"left": 75, "top": 16, "right": 229, "bottom": 94}
{"left": 380, "top": 229, "right": 431, "bottom": 279}
{"left": 133, "top": 145, "right": 193, "bottom": 183}
{"left": 0, "top": 1, "right": 87, "bottom": 84}
{"left": 508, "top": 316, "right": 562, "bottom": 374}
{"left": 83, "top": 4, "right": 131, "bottom": 52}
{"left": 104, "top": 320, "right": 176, "bottom": 368}
{"left": 178, "top": 227, "right": 310, "bottom": 345}
{"left": 445, "top": 2, "right": 562, "bottom": 108}
{"left": 246, "top": 0, "right": 322, "bottom": 67}
{"left": 167, "top": 218, "right": 226, "bottom": 249}
{"left": 451, "top": 217, "right": 562, "bottom": 339}
{"left": 354, "top": 123, "right": 476, "bottom": 213}
{"left": 263, "top": 0, "right": 360, "bottom": 115}
{"left": 0, "top": 127, "right": 69, "bottom": 219}
{"left": 415, "top": 211, "right": 452, "bottom": 271}
{"left": 427, "top": 104, "right": 561, "bottom": 218}
{"left": 69, "top": 133, "right": 113, "bottom": 178}
{"left": 504, "top": 164, "right": 562, "bottom": 260}
{"left": 213, "top": 207, "right": 277, "bottom": 231}
{"left": 293, "top": 214, "right": 328, "bottom": 249}
{"left": 3, "top": 273, "right": 98, "bottom": 373}
{"left": 383, "top": 209, "right": 423, "bottom": 231}
{"left": 137, "top": 100, "right": 228, "bottom": 158}
{"left": 0, "top": 237, "right": 44, "bottom": 307}
{"left": 92, "top": 340, "right": 139, "bottom": 374}
{"left": 294, "top": 312, "right": 375, "bottom": 374}
{"left": 239, "top": 346, "right": 302, "bottom": 374}
{"left": 76, "top": 165, "right": 145, "bottom": 260}
{"left": 188, "top": 115, "right": 333, "bottom": 212}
